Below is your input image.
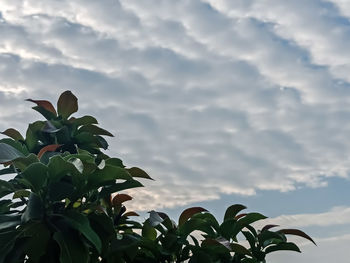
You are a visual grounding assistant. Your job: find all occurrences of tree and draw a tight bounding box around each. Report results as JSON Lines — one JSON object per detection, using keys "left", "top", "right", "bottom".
{"left": 0, "top": 91, "right": 315, "bottom": 262}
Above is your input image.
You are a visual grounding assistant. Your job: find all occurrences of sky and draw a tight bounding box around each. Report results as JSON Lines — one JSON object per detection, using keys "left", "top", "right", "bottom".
{"left": 0, "top": 0, "right": 349, "bottom": 262}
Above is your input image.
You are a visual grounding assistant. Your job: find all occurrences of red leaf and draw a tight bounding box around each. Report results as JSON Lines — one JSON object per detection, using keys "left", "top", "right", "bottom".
{"left": 26, "top": 99, "right": 57, "bottom": 115}
{"left": 112, "top": 194, "right": 133, "bottom": 206}
{"left": 235, "top": 213, "right": 247, "bottom": 220}
{"left": 38, "top": 144, "right": 62, "bottom": 159}
{"left": 279, "top": 229, "right": 317, "bottom": 245}
{"left": 261, "top": 224, "right": 279, "bottom": 232}
{"left": 178, "top": 207, "right": 208, "bottom": 226}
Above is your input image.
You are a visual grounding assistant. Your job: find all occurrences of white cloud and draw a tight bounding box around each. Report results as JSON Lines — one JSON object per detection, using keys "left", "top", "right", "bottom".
{"left": 0, "top": 0, "right": 349, "bottom": 215}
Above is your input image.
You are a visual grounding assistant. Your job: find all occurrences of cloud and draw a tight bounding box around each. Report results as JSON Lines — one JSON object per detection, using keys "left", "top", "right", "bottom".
{"left": 0, "top": 0, "right": 349, "bottom": 214}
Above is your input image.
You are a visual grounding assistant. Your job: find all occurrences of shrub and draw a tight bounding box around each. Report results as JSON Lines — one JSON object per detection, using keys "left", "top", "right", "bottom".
{"left": 0, "top": 91, "right": 315, "bottom": 263}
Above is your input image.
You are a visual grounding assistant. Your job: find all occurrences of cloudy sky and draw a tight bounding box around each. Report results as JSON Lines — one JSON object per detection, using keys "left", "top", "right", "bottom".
{"left": 0, "top": 0, "right": 349, "bottom": 261}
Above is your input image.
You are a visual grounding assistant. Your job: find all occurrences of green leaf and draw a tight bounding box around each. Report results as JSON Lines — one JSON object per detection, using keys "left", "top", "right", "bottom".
{"left": 57, "top": 90, "right": 78, "bottom": 119}
{"left": 87, "top": 165, "right": 132, "bottom": 189}
{"left": 1, "top": 128, "right": 24, "bottom": 141}
{"left": 71, "top": 115, "right": 98, "bottom": 127}
{"left": 63, "top": 211, "right": 102, "bottom": 253}
{"left": 22, "top": 223, "right": 50, "bottom": 262}
{"left": 230, "top": 243, "right": 252, "bottom": 255}
{"left": 21, "top": 162, "right": 48, "bottom": 192}
{"left": 105, "top": 158, "right": 125, "bottom": 168}
{"left": 53, "top": 231, "right": 89, "bottom": 263}
{"left": 0, "top": 214, "right": 21, "bottom": 230}
{"left": 13, "top": 154, "right": 39, "bottom": 172}
{"left": 97, "top": 179, "right": 144, "bottom": 197}
{"left": 95, "top": 136, "right": 109, "bottom": 150}
{"left": 25, "top": 121, "right": 45, "bottom": 152}
{"left": 67, "top": 157, "right": 84, "bottom": 174}
{"left": 48, "top": 182, "right": 75, "bottom": 201}
{"left": 0, "top": 231, "right": 20, "bottom": 263}
{"left": 224, "top": 204, "right": 247, "bottom": 221}
{"left": 126, "top": 167, "right": 154, "bottom": 180}
{"left": 0, "top": 142, "right": 25, "bottom": 163}
{"left": 13, "top": 190, "right": 31, "bottom": 199}
{"left": 264, "top": 242, "right": 301, "bottom": 254}
{"left": 142, "top": 220, "right": 157, "bottom": 240}
{"left": 78, "top": 124, "right": 114, "bottom": 137}
{"left": 179, "top": 218, "right": 216, "bottom": 237}
{"left": 238, "top": 213, "right": 267, "bottom": 226}
{"left": 0, "top": 179, "right": 13, "bottom": 199}
{"left": 21, "top": 192, "right": 43, "bottom": 223}
{"left": 47, "top": 155, "right": 81, "bottom": 183}
{"left": 148, "top": 211, "right": 164, "bottom": 227}
{"left": 0, "top": 166, "right": 16, "bottom": 176}
{"left": 179, "top": 207, "right": 208, "bottom": 226}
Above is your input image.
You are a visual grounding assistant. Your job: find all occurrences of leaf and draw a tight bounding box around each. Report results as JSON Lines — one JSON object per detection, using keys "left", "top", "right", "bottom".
{"left": 0, "top": 214, "right": 21, "bottom": 230}
{"left": 78, "top": 124, "right": 114, "bottom": 137}
{"left": 202, "top": 237, "right": 231, "bottom": 251}
{"left": 71, "top": 115, "right": 98, "bottom": 126}
{"left": 179, "top": 218, "right": 216, "bottom": 237}
{"left": 26, "top": 99, "right": 57, "bottom": 115}
{"left": 123, "top": 211, "right": 139, "bottom": 217}
{"left": 41, "top": 121, "right": 62, "bottom": 133}
{"left": 32, "top": 106, "right": 57, "bottom": 120}
{"left": 13, "top": 190, "right": 31, "bottom": 199}
{"left": 22, "top": 223, "right": 50, "bottom": 262}
{"left": 105, "top": 158, "right": 125, "bottom": 168}
{"left": 0, "top": 231, "right": 20, "bottom": 263}
{"left": 0, "top": 142, "right": 24, "bottom": 163}
{"left": 53, "top": 231, "right": 89, "bottom": 263}
{"left": 21, "top": 192, "right": 43, "bottom": 223}
{"left": 179, "top": 207, "right": 208, "bottom": 226}
{"left": 63, "top": 211, "right": 102, "bottom": 253}
{"left": 112, "top": 194, "right": 133, "bottom": 206}
{"left": 67, "top": 157, "right": 84, "bottom": 174}
{"left": 279, "top": 229, "right": 316, "bottom": 245}
{"left": 224, "top": 204, "right": 247, "bottom": 221}
{"left": 57, "top": 90, "right": 78, "bottom": 119}
{"left": 87, "top": 165, "right": 132, "bottom": 189}
{"left": 230, "top": 243, "right": 252, "bottom": 255}
{"left": 264, "top": 242, "right": 301, "bottom": 254}
{"left": 25, "top": 121, "right": 45, "bottom": 152}
{"left": 238, "top": 213, "right": 267, "bottom": 226}
{"left": 13, "top": 154, "right": 39, "bottom": 171}
{"left": 126, "top": 167, "right": 154, "bottom": 180}
{"left": 99, "top": 180, "right": 143, "bottom": 197}
{"left": 142, "top": 220, "right": 157, "bottom": 240}
{"left": 148, "top": 211, "right": 164, "bottom": 227}
{"left": 261, "top": 224, "right": 279, "bottom": 232}
{"left": 1, "top": 128, "right": 24, "bottom": 141}
{"left": 38, "top": 144, "right": 62, "bottom": 159}
{"left": 21, "top": 162, "right": 48, "bottom": 192}
{"left": 0, "top": 166, "right": 16, "bottom": 176}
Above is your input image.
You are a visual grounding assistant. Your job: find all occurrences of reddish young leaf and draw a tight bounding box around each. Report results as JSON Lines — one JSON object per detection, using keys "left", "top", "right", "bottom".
{"left": 123, "top": 211, "right": 140, "bottom": 217}
{"left": 261, "top": 224, "right": 279, "bottom": 232}
{"left": 178, "top": 207, "right": 208, "bottom": 226}
{"left": 112, "top": 194, "right": 133, "bottom": 206}
{"left": 37, "top": 144, "right": 62, "bottom": 159}
{"left": 26, "top": 99, "right": 57, "bottom": 115}
{"left": 279, "top": 229, "right": 316, "bottom": 245}
{"left": 57, "top": 90, "right": 78, "bottom": 119}
{"left": 235, "top": 213, "right": 247, "bottom": 220}
{"left": 1, "top": 128, "right": 24, "bottom": 141}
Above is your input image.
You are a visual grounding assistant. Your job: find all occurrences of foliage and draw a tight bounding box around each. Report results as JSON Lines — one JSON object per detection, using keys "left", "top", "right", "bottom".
{"left": 0, "top": 91, "right": 315, "bottom": 262}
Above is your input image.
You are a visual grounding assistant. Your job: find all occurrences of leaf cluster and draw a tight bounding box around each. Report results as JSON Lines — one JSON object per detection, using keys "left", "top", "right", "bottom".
{"left": 0, "top": 91, "right": 315, "bottom": 263}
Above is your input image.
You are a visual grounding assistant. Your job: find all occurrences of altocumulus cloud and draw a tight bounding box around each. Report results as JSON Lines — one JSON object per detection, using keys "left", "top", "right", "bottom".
{"left": 0, "top": 0, "right": 349, "bottom": 213}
